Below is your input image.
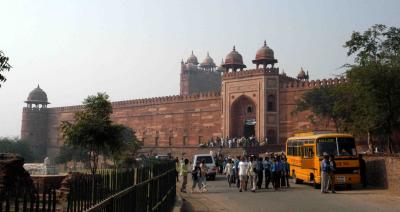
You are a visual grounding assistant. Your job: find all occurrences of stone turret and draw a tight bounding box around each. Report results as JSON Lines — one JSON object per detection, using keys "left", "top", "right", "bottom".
{"left": 180, "top": 51, "right": 221, "bottom": 95}
{"left": 21, "top": 85, "right": 50, "bottom": 161}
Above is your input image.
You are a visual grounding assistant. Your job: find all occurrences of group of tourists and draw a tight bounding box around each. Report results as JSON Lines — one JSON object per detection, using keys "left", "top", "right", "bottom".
{"left": 223, "top": 153, "right": 290, "bottom": 192}
{"left": 176, "top": 158, "right": 208, "bottom": 193}
{"left": 200, "top": 136, "right": 261, "bottom": 148}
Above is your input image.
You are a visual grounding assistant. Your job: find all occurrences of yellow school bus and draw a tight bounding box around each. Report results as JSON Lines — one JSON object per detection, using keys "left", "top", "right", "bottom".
{"left": 286, "top": 132, "right": 360, "bottom": 188}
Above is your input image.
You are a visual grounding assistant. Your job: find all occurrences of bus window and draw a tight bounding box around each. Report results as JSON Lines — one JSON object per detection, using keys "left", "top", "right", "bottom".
{"left": 338, "top": 137, "right": 356, "bottom": 156}
{"left": 317, "top": 138, "right": 337, "bottom": 156}
{"left": 303, "top": 146, "right": 313, "bottom": 158}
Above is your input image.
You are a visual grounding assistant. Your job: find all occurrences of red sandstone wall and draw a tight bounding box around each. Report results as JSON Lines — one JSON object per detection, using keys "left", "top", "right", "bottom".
{"left": 46, "top": 92, "right": 222, "bottom": 158}
{"left": 278, "top": 78, "right": 346, "bottom": 143}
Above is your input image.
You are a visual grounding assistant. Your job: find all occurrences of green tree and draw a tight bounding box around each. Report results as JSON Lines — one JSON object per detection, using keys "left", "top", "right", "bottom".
{"left": 344, "top": 24, "right": 400, "bottom": 153}
{"left": 0, "top": 137, "right": 36, "bottom": 162}
{"left": 55, "top": 144, "right": 90, "bottom": 170}
{"left": 294, "top": 85, "right": 349, "bottom": 132}
{"left": 0, "top": 51, "right": 11, "bottom": 87}
{"left": 296, "top": 25, "right": 400, "bottom": 153}
{"left": 109, "top": 128, "right": 142, "bottom": 168}
{"left": 60, "top": 93, "right": 128, "bottom": 174}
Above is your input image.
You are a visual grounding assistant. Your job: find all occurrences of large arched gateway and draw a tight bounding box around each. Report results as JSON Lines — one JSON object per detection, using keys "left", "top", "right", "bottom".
{"left": 230, "top": 95, "right": 257, "bottom": 138}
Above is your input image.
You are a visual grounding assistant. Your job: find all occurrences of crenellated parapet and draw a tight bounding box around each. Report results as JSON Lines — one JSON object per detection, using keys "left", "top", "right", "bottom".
{"left": 279, "top": 74, "right": 299, "bottom": 82}
{"left": 49, "top": 91, "right": 221, "bottom": 113}
{"left": 280, "top": 77, "right": 347, "bottom": 90}
{"left": 222, "top": 68, "right": 279, "bottom": 80}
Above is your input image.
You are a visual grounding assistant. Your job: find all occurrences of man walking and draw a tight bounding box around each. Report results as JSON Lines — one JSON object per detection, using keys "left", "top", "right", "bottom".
{"left": 200, "top": 160, "right": 208, "bottom": 192}
{"left": 263, "top": 157, "right": 272, "bottom": 189}
{"left": 247, "top": 156, "right": 257, "bottom": 192}
{"left": 238, "top": 156, "right": 248, "bottom": 192}
{"left": 256, "top": 157, "right": 264, "bottom": 189}
{"left": 321, "top": 154, "right": 330, "bottom": 193}
{"left": 180, "top": 159, "right": 189, "bottom": 193}
{"left": 234, "top": 156, "right": 240, "bottom": 188}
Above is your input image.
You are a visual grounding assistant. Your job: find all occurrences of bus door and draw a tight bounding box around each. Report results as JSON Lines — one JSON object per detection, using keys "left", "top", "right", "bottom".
{"left": 301, "top": 145, "right": 315, "bottom": 169}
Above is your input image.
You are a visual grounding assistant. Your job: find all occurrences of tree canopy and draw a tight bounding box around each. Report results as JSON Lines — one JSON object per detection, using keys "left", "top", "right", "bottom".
{"left": 0, "top": 51, "right": 11, "bottom": 87}
{"left": 61, "top": 93, "right": 138, "bottom": 174}
{"left": 0, "top": 137, "right": 36, "bottom": 162}
{"left": 295, "top": 24, "right": 400, "bottom": 153}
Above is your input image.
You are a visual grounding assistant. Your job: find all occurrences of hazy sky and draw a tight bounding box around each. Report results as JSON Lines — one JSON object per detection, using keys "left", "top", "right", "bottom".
{"left": 0, "top": 0, "right": 399, "bottom": 137}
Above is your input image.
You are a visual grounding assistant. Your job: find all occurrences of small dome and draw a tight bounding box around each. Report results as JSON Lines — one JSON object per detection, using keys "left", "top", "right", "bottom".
{"left": 186, "top": 51, "right": 199, "bottom": 65}
{"left": 26, "top": 85, "right": 49, "bottom": 104}
{"left": 224, "top": 46, "right": 244, "bottom": 65}
{"left": 200, "top": 52, "right": 216, "bottom": 68}
{"left": 255, "top": 41, "right": 274, "bottom": 60}
{"left": 297, "top": 68, "right": 306, "bottom": 78}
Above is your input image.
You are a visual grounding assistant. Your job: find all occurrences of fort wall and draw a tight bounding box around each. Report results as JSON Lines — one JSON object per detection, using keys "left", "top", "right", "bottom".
{"left": 278, "top": 77, "right": 346, "bottom": 143}
{"left": 45, "top": 92, "right": 222, "bottom": 158}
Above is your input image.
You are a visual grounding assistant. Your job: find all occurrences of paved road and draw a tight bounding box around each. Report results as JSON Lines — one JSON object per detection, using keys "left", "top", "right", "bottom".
{"left": 178, "top": 174, "right": 400, "bottom": 212}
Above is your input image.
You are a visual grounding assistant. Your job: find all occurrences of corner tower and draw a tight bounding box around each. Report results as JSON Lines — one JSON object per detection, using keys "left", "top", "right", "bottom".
{"left": 180, "top": 51, "right": 221, "bottom": 95}
{"left": 21, "top": 85, "right": 50, "bottom": 160}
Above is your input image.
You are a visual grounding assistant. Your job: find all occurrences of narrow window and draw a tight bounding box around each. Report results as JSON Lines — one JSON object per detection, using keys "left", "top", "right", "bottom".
{"left": 267, "top": 95, "right": 276, "bottom": 112}
{"left": 155, "top": 137, "right": 159, "bottom": 146}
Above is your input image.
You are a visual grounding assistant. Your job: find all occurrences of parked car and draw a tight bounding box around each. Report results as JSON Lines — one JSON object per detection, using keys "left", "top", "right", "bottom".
{"left": 192, "top": 154, "right": 217, "bottom": 180}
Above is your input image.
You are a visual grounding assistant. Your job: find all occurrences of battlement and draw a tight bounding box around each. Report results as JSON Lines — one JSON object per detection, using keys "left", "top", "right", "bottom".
{"left": 280, "top": 77, "right": 347, "bottom": 90}
{"left": 22, "top": 107, "right": 49, "bottom": 112}
{"left": 222, "top": 68, "right": 279, "bottom": 80}
{"left": 279, "top": 74, "right": 299, "bottom": 82}
{"left": 49, "top": 91, "right": 221, "bottom": 112}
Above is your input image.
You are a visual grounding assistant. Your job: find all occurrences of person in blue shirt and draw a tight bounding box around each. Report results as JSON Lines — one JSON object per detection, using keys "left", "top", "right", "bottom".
{"left": 263, "top": 157, "right": 272, "bottom": 189}
{"left": 279, "top": 157, "right": 286, "bottom": 188}
{"left": 272, "top": 156, "right": 282, "bottom": 190}
{"left": 321, "top": 154, "right": 330, "bottom": 193}
{"left": 283, "top": 157, "right": 290, "bottom": 188}
{"left": 234, "top": 156, "right": 240, "bottom": 188}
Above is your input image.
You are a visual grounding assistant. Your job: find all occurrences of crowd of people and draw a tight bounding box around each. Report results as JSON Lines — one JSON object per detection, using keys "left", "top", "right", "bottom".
{"left": 199, "top": 136, "right": 264, "bottom": 148}
{"left": 223, "top": 153, "right": 290, "bottom": 192}
{"left": 174, "top": 151, "right": 369, "bottom": 195}
{"left": 175, "top": 152, "right": 291, "bottom": 194}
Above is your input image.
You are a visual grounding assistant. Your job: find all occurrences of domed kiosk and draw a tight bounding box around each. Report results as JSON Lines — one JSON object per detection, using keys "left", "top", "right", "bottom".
{"left": 199, "top": 52, "right": 216, "bottom": 71}
{"left": 25, "top": 85, "right": 49, "bottom": 109}
{"left": 252, "top": 41, "right": 278, "bottom": 69}
{"left": 297, "top": 67, "right": 309, "bottom": 81}
{"left": 186, "top": 51, "right": 199, "bottom": 65}
{"left": 222, "top": 46, "right": 246, "bottom": 72}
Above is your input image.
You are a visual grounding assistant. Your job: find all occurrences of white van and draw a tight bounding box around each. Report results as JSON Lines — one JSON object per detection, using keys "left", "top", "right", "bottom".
{"left": 192, "top": 154, "right": 217, "bottom": 180}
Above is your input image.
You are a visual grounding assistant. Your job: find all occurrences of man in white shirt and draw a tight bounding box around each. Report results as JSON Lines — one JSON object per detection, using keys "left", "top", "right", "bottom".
{"left": 247, "top": 156, "right": 258, "bottom": 192}
{"left": 238, "top": 156, "right": 248, "bottom": 192}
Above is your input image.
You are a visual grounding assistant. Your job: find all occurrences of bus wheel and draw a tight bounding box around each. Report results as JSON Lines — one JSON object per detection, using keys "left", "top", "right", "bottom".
{"left": 295, "top": 178, "right": 303, "bottom": 184}
{"left": 346, "top": 184, "right": 352, "bottom": 190}
{"left": 310, "top": 174, "right": 320, "bottom": 189}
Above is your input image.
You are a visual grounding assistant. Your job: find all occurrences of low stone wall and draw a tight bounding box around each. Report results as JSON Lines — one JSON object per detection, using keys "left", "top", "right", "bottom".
{"left": 364, "top": 155, "right": 400, "bottom": 194}
{"left": 31, "top": 175, "right": 67, "bottom": 193}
